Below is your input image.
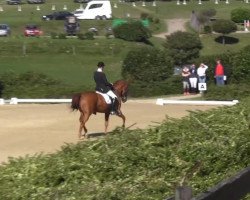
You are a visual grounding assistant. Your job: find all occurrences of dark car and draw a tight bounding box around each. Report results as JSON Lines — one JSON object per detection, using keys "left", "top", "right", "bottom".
{"left": 42, "top": 11, "right": 74, "bottom": 21}
{"left": 6, "top": 0, "right": 21, "bottom": 5}
{"left": 24, "top": 24, "right": 43, "bottom": 37}
{"left": 74, "top": 0, "right": 90, "bottom": 3}
{"left": 27, "top": 0, "right": 45, "bottom": 4}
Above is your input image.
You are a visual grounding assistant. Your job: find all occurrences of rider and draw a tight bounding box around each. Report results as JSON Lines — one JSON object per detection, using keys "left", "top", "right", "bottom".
{"left": 93, "top": 61, "right": 117, "bottom": 115}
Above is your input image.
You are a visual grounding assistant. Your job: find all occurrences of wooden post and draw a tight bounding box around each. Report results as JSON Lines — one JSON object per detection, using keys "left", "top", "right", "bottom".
{"left": 175, "top": 186, "right": 192, "bottom": 200}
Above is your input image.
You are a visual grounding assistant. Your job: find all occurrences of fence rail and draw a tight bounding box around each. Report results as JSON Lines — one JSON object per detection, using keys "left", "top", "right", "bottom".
{"left": 156, "top": 99, "right": 239, "bottom": 106}
{"left": 0, "top": 98, "right": 71, "bottom": 105}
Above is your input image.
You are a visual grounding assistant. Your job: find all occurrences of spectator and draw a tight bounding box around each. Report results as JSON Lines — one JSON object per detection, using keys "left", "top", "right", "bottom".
{"left": 197, "top": 63, "right": 208, "bottom": 83}
{"left": 181, "top": 66, "right": 190, "bottom": 95}
{"left": 189, "top": 64, "right": 198, "bottom": 94}
{"left": 214, "top": 59, "right": 225, "bottom": 86}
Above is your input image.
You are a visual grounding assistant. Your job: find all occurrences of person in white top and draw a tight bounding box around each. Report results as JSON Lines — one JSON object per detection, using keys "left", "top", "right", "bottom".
{"left": 197, "top": 63, "right": 208, "bottom": 83}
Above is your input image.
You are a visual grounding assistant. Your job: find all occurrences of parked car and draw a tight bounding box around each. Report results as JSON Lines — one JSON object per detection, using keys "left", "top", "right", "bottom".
{"left": 24, "top": 24, "right": 43, "bottom": 37}
{"left": 27, "top": 0, "right": 45, "bottom": 3}
{"left": 6, "top": 0, "right": 21, "bottom": 5}
{"left": 42, "top": 11, "right": 74, "bottom": 21}
{"left": 73, "top": 9, "right": 84, "bottom": 18}
{"left": 0, "top": 24, "right": 11, "bottom": 36}
{"left": 74, "top": 0, "right": 90, "bottom": 3}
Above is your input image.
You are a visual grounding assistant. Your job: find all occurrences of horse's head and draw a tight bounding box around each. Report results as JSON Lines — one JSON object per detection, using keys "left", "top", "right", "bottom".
{"left": 113, "top": 80, "right": 129, "bottom": 103}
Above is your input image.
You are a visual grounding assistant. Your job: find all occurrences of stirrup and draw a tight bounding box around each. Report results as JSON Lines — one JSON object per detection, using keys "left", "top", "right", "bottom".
{"left": 110, "top": 110, "right": 116, "bottom": 115}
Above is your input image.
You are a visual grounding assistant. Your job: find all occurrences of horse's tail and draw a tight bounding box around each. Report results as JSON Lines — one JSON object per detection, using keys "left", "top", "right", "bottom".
{"left": 71, "top": 93, "right": 81, "bottom": 111}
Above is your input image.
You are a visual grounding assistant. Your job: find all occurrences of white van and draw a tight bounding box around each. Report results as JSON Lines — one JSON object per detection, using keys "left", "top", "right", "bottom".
{"left": 76, "top": 0, "right": 112, "bottom": 20}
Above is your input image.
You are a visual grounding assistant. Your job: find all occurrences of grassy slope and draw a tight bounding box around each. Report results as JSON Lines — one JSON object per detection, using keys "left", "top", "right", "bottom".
{"left": 0, "top": 0, "right": 250, "bottom": 87}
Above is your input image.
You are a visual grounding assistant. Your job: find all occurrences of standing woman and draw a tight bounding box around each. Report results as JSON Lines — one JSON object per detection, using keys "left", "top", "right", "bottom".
{"left": 189, "top": 64, "right": 198, "bottom": 94}
{"left": 182, "top": 66, "right": 191, "bottom": 95}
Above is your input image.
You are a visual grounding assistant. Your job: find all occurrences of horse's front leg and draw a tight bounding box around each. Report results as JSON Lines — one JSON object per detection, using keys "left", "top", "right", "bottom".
{"left": 104, "top": 113, "right": 110, "bottom": 134}
{"left": 117, "top": 111, "right": 126, "bottom": 128}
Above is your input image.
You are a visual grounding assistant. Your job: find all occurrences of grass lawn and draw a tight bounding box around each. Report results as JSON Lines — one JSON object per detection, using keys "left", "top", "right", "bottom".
{"left": 0, "top": 0, "right": 249, "bottom": 89}
{"left": 0, "top": 37, "right": 143, "bottom": 88}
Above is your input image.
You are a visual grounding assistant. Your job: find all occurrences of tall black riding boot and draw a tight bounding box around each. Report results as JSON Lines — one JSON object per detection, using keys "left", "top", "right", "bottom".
{"left": 110, "top": 98, "right": 116, "bottom": 115}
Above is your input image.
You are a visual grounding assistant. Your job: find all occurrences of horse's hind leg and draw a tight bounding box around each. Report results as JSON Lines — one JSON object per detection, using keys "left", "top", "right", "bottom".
{"left": 79, "top": 113, "right": 89, "bottom": 139}
{"left": 104, "top": 113, "right": 110, "bottom": 134}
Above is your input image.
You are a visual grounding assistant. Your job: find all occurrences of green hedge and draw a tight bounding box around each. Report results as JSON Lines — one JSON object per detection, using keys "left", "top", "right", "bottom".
{"left": 0, "top": 72, "right": 81, "bottom": 98}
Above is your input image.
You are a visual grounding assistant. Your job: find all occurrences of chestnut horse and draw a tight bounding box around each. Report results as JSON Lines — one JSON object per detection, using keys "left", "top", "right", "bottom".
{"left": 71, "top": 80, "right": 129, "bottom": 139}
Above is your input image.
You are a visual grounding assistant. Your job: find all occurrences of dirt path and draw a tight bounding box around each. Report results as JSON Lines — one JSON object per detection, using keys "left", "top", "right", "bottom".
{"left": 154, "top": 18, "right": 189, "bottom": 38}
{"left": 0, "top": 99, "right": 219, "bottom": 164}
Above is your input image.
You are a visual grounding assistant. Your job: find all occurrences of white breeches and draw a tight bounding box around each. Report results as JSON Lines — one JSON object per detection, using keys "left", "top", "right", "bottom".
{"left": 107, "top": 90, "right": 117, "bottom": 99}
{"left": 189, "top": 77, "right": 198, "bottom": 88}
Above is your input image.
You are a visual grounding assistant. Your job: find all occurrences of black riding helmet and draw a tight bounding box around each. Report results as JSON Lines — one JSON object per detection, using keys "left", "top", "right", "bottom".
{"left": 97, "top": 61, "right": 105, "bottom": 68}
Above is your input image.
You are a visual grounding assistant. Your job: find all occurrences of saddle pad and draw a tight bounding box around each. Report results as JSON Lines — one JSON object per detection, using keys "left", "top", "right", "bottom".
{"left": 96, "top": 91, "right": 111, "bottom": 104}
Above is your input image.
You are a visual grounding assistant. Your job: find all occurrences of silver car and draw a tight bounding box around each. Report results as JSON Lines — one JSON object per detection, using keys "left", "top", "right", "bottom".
{"left": 0, "top": 24, "right": 11, "bottom": 36}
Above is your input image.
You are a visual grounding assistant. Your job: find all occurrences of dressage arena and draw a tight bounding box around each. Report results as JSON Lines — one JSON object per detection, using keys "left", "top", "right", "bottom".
{"left": 0, "top": 100, "right": 219, "bottom": 164}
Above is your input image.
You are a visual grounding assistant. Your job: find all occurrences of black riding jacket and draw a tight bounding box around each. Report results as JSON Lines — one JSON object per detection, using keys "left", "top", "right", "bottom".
{"left": 93, "top": 71, "right": 113, "bottom": 93}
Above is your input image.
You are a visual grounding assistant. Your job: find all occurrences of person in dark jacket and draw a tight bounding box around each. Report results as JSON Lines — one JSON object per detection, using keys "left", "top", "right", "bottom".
{"left": 93, "top": 61, "right": 117, "bottom": 115}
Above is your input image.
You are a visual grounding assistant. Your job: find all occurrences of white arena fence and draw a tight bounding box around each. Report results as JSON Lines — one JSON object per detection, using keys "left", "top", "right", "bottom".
{"left": 156, "top": 98, "right": 239, "bottom": 106}
{"left": 0, "top": 98, "right": 72, "bottom": 105}
{"left": 0, "top": 98, "right": 240, "bottom": 106}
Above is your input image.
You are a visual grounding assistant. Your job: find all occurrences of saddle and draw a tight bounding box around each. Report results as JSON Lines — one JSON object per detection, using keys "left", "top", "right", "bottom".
{"left": 95, "top": 91, "right": 112, "bottom": 104}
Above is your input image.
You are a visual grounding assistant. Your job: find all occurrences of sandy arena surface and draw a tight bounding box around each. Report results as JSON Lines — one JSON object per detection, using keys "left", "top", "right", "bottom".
{"left": 0, "top": 100, "right": 219, "bottom": 164}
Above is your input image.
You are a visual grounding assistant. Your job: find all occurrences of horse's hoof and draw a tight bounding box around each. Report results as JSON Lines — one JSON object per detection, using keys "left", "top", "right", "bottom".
{"left": 79, "top": 136, "right": 86, "bottom": 140}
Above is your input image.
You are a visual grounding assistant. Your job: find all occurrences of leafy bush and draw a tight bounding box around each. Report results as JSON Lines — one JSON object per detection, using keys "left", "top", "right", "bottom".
{"left": 231, "top": 8, "right": 250, "bottom": 23}
{"left": 230, "top": 45, "right": 250, "bottom": 83}
{"left": 203, "top": 25, "right": 212, "bottom": 34}
{"left": 1, "top": 98, "right": 250, "bottom": 199}
{"left": 113, "top": 21, "right": 151, "bottom": 43}
{"left": 50, "top": 32, "right": 57, "bottom": 39}
{"left": 0, "top": 71, "right": 76, "bottom": 98}
{"left": 163, "top": 31, "right": 203, "bottom": 65}
{"left": 128, "top": 76, "right": 182, "bottom": 97}
{"left": 212, "top": 19, "right": 237, "bottom": 35}
{"left": 122, "top": 46, "right": 173, "bottom": 83}
{"left": 84, "top": 31, "right": 94, "bottom": 40}
{"left": 204, "top": 83, "right": 250, "bottom": 100}
{"left": 212, "top": 19, "right": 237, "bottom": 45}
{"left": 58, "top": 33, "right": 67, "bottom": 39}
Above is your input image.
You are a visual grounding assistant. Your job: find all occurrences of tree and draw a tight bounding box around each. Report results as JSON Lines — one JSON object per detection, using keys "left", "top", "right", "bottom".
{"left": 163, "top": 31, "right": 202, "bottom": 66}
{"left": 212, "top": 19, "right": 237, "bottom": 45}
{"left": 231, "top": 8, "right": 250, "bottom": 23}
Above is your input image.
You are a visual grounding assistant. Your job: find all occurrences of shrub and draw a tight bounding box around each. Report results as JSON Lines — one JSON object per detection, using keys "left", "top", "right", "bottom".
{"left": 231, "top": 8, "right": 250, "bottom": 23}
{"left": 84, "top": 31, "right": 94, "bottom": 40}
{"left": 0, "top": 71, "right": 75, "bottom": 98}
{"left": 204, "top": 83, "right": 250, "bottom": 100}
{"left": 231, "top": 45, "right": 250, "bottom": 83}
{"left": 113, "top": 21, "right": 151, "bottom": 43}
{"left": 77, "top": 33, "right": 85, "bottom": 40}
{"left": 122, "top": 46, "right": 173, "bottom": 83}
{"left": 212, "top": 19, "right": 237, "bottom": 45}
{"left": 50, "top": 32, "right": 57, "bottom": 39}
{"left": 58, "top": 33, "right": 67, "bottom": 39}
{"left": 203, "top": 25, "right": 212, "bottom": 34}
{"left": 163, "top": 31, "right": 203, "bottom": 66}
{"left": 128, "top": 76, "right": 182, "bottom": 97}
